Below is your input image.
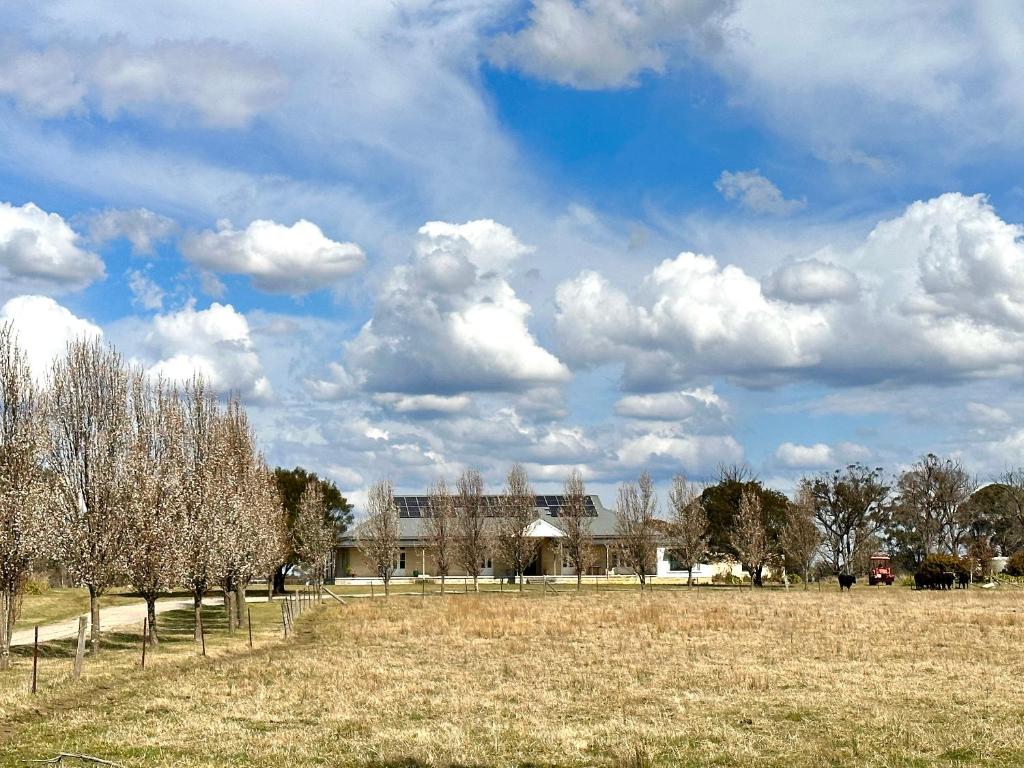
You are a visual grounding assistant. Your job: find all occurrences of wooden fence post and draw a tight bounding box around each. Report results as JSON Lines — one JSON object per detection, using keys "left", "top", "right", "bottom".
{"left": 281, "top": 603, "right": 288, "bottom": 638}
{"left": 141, "top": 618, "right": 148, "bottom": 669}
{"left": 72, "top": 616, "right": 87, "bottom": 681}
{"left": 248, "top": 608, "right": 253, "bottom": 649}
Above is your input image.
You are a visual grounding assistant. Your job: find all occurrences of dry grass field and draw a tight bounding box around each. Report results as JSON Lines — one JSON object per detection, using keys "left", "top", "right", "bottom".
{"left": 2, "top": 586, "right": 1024, "bottom": 767}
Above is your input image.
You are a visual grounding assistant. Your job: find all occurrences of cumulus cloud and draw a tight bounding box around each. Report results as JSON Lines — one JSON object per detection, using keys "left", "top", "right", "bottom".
{"left": 0, "top": 295, "right": 102, "bottom": 380}
{"left": 0, "top": 39, "right": 286, "bottom": 127}
{"left": 866, "top": 193, "right": 1024, "bottom": 329}
{"left": 0, "top": 202, "right": 104, "bottom": 294}
{"left": 321, "top": 219, "right": 569, "bottom": 397}
{"left": 87, "top": 208, "right": 177, "bottom": 255}
{"left": 141, "top": 301, "right": 271, "bottom": 399}
{"left": 557, "top": 193, "right": 1024, "bottom": 389}
{"left": 774, "top": 440, "right": 870, "bottom": 469}
{"left": 556, "top": 251, "right": 829, "bottom": 387}
{"left": 763, "top": 258, "right": 860, "bottom": 304}
{"left": 715, "top": 170, "right": 806, "bottom": 215}
{"left": 372, "top": 393, "right": 473, "bottom": 415}
{"left": 181, "top": 219, "right": 366, "bottom": 295}
{"left": 490, "top": 0, "right": 735, "bottom": 89}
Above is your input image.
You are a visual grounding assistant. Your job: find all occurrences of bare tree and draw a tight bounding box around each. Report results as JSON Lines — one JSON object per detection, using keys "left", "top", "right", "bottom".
{"left": 46, "top": 338, "right": 132, "bottom": 654}
{"left": 733, "top": 489, "right": 767, "bottom": 589}
{"left": 0, "top": 324, "right": 45, "bottom": 668}
{"left": 357, "top": 479, "right": 400, "bottom": 596}
{"left": 293, "top": 481, "right": 335, "bottom": 599}
{"left": 178, "top": 376, "right": 221, "bottom": 641}
{"left": 456, "top": 469, "right": 490, "bottom": 591}
{"left": 782, "top": 488, "right": 820, "bottom": 589}
{"left": 426, "top": 478, "right": 454, "bottom": 592}
{"left": 495, "top": 464, "right": 539, "bottom": 592}
{"left": 122, "top": 373, "right": 184, "bottom": 644}
{"left": 801, "top": 464, "right": 890, "bottom": 576}
{"left": 615, "top": 470, "right": 658, "bottom": 591}
{"left": 561, "top": 469, "right": 595, "bottom": 591}
{"left": 666, "top": 473, "right": 708, "bottom": 587}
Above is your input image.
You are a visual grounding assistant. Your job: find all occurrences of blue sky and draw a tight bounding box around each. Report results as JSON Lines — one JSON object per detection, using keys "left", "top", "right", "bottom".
{"left": 3, "top": 1, "right": 1024, "bottom": 508}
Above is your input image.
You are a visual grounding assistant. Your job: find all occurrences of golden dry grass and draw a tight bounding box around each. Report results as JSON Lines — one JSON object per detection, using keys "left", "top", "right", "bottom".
{"left": 2, "top": 586, "right": 1024, "bottom": 767}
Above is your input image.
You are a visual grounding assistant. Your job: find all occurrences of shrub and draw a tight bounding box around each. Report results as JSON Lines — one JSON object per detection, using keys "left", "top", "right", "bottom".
{"left": 22, "top": 573, "right": 51, "bottom": 595}
{"left": 1005, "top": 550, "right": 1024, "bottom": 577}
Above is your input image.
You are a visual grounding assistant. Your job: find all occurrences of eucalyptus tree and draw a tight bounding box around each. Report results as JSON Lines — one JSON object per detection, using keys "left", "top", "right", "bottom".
{"left": 0, "top": 324, "right": 45, "bottom": 668}
{"left": 46, "top": 338, "right": 132, "bottom": 654}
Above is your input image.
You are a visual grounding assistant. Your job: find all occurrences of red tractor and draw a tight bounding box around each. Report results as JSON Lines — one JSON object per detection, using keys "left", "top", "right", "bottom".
{"left": 868, "top": 554, "right": 895, "bottom": 586}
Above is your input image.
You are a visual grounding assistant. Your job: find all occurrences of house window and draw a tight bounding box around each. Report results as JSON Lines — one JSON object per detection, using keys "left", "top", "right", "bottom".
{"left": 482, "top": 557, "right": 492, "bottom": 570}
{"left": 561, "top": 553, "right": 570, "bottom": 568}
{"left": 395, "top": 549, "right": 406, "bottom": 571}
{"left": 668, "top": 554, "right": 686, "bottom": 571}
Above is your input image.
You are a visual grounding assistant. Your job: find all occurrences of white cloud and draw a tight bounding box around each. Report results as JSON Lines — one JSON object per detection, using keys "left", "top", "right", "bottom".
{"left": 181, "top": 218, "right": 366, "bottom": 295}
{"left": 126, "top": 270, "right": 164, "bottom": 311}
{"left": 490, "top": 0, "right": 735, "bottom": 89}
{"left": 141, "top": 301, "right": 271, "bottom": 399}
{"left": 715, "top": 170, "right": 805, "bottom": 215}
{"left": 328, "top": 219, "right": 569, "bottom": 397}
{"left": 87, "top": 208, "right": 177, "bottom": 255}
{"left": 614, "top": 386, "right": 727, "bottom": 424}
{"left": 557, "top": 193, "right": 1024, "bottom": 389}
{"left": 0, "top": 202, "right": 104, "bottom": 295}
{"left": 774, "top": 442, "right": 833, "bottom": 468}
{"left": 616, "top": 430, "right": 743, "bottom": 472}
{"left": 373, "top": 393, "right": 473, "bottom": 415}
{"left": 0, "top": 295, "right": 102, "bottom": 380}
{"left": 763, "top": 258, "right": 860, "bottom": 304}
{"left": 0, "top": 39, "right": 286, "bottom": 128}
{"left": 716, "top": 2, "right": 1024, "bottom": 166}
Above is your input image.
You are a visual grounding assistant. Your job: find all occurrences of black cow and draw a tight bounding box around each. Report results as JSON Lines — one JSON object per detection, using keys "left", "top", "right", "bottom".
{"left": 956, "top": 572, "right": 971, "bottom": 589}
{"left": 941, "top": 572, "right": 956, "bottom": 590}
{"left": 838, "top": 574, "right": 856, "bottom": 591}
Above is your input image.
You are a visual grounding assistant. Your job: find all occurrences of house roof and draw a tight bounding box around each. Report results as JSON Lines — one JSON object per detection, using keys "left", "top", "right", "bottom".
{"left": 338, "top": 494, "right": 619, "bottom": 546}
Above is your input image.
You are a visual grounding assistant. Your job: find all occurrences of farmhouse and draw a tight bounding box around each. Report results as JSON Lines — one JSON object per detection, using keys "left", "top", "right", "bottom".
{"left": 332, "top": 494, "right": 742, "bottom": 582}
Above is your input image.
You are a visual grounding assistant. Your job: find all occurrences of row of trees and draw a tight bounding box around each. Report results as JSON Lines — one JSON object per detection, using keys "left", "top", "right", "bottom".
{"left": 0, "top": 327, "right": 325, "bottom": 668}
{"left": 356, "top": 454, "right": 1024, "bottom": 592}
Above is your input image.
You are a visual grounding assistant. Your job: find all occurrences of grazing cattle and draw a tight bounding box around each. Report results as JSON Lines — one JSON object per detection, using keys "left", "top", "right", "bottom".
{"left": 914, "top": 572, "right": 926, "bottom": 590}
{"left": 956, "top": 572, "right": 970, "bottom": 589}
{"left": 838, "top": 574, "right": 856, "bottom": 591}
{"left": 942, "top": 572, "right": 956, "bottom": 590}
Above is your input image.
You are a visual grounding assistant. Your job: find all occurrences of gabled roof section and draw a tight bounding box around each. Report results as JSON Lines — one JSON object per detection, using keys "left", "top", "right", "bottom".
{"left": 523, "top": 517, "right": 565, "bottom": 538}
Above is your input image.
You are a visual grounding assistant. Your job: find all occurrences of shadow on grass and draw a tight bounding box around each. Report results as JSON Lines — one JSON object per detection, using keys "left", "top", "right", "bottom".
{"left": 10, "top": 605, "right": 231, "bottom": 660}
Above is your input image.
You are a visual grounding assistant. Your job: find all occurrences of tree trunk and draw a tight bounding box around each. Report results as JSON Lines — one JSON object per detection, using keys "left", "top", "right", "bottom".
{"left": 227, "top": 591, "right": 237, "bottom": 634}
{"left": 267, "top": 573, "right": 274, "bottom": 602}
{"left": 272, "top": 566, "right": 287, "bottom": 596}
{"left": 145, "top": 595, "right": 159, "bottom": 645}
{"left": 193, "top": 589, "right": 204, "bottom": 642}
{"left": 518, "top": 571, "right": 523, "bottom": 593}
{"left": 687, "top": 567, "right": 693, "bottom": 587}
{"left": 576, "top": 572, "right": 582, "bottom": 592}
{"left": 88, "top": 584, "right": 101, "bottom": 655}
{"left": 440, "top": 574, "right": 446, "bottom": 595}
{"left": 235, "top": 581, "right": 247, "bottom": 625}
{"left": 384, "top": 576, "right": 390, "bottom": 597}
{"left": 0, "top": 590, "right": 10, "bottom": 670}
